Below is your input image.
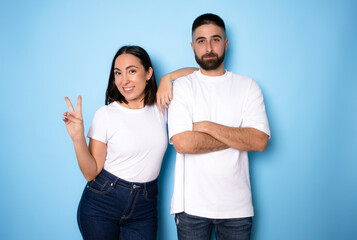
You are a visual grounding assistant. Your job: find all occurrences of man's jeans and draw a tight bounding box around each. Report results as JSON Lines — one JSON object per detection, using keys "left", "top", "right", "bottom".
{"left": 175, "top": 212, "right": 252, "bottom": 240}
{"left": 77, "top": 169, "right": 158, "bottom": 240}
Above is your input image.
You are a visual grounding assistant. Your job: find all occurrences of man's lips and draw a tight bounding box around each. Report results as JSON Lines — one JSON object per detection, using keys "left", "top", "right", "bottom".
{"left": 202, "top": 53, "right": 218, "bottom": 60}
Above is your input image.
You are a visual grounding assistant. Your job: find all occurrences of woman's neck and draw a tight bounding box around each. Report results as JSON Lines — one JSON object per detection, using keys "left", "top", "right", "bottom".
{"left": 118, "top": 100, "right": 144, "bottom": 109}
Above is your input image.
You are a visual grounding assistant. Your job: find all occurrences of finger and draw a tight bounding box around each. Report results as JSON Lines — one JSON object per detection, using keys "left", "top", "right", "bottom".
{"left": 66, "top": 114, "right": 82, "bottom": 124}
{"left": 156, "top": 93, "right": 161, "bottom": 111}
{"left": 168, "top": 86, "right": 173, "bottom": 101}
{"left": 162, "top": 99, "right": 169, "bottom": 109}
{"left": 62, "top": 112, "right": 70, "bottom": 122}
{"left": 157, "top": 99, "right": 163, "bottom": 113}
{"left": 65, "top": 97, "right": 75, "bottom": 113}
{"left": 77, "top": 96, "right": 82, "bottom": 113}
{"left": 165, "top": 95, "right": 171, "bottom": 105}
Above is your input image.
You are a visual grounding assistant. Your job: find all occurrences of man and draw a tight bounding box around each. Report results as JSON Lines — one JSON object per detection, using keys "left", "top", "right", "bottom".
{"left": 168, "top": 13, "right": 271, "bottom": 240}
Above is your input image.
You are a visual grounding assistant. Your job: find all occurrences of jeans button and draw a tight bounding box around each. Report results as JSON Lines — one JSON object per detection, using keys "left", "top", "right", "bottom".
{"left": 133, "top": 184, "right": 136, "bottom": 189}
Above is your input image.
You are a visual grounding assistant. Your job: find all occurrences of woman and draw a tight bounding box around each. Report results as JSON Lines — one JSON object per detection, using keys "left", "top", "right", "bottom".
{"left": 63, "top": 45, "right": 194, "bottom": 240}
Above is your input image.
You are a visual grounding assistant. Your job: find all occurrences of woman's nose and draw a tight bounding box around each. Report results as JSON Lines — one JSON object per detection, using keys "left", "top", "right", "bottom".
{"left": 122, "top": 74, "right": 130, "bottom": 85}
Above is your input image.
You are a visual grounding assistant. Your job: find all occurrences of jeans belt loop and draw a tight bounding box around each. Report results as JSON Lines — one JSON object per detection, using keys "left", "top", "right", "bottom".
{"left": 111, "top": 177, "right": 120, "bottom": 189}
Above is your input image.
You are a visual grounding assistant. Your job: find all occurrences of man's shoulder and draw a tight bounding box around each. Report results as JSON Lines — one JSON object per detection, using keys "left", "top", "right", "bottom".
{"left": 230, "top": 72, "right": 263, "bottom": 93}
{"left": 230, "top": 72, "right": 254, "bottom": 82}
{"left": 177, "top": 70, "right": 197, "bottom": 81}
{"left": 173, "top": 71, "right": 197, "bottom": 88}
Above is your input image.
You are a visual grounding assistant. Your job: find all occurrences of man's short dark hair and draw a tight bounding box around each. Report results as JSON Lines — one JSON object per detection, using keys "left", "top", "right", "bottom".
{"left": 192, "top": 13, "right": 226, "bottom": 35}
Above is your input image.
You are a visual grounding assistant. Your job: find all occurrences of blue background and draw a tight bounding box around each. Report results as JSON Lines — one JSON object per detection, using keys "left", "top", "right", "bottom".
{"left": 1, "top": 0, "right": 356, "bottom": 239}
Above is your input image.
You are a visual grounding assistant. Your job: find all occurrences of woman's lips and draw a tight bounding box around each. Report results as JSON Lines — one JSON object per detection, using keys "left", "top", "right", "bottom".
{"left": 123, "top": 87, "right": 134, "bottom": 93}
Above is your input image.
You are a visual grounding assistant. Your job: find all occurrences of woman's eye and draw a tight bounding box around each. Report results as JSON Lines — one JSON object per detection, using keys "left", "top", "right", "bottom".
{"left": 129, "top": 69, "right": 136, "bottom": 74}
{"left": 114, "top": 72, "right": 121, "bottom": 75}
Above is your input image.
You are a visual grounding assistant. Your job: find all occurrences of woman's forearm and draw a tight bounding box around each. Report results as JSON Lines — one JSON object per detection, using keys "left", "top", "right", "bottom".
{"left": 72, "top": 135, "right": 102, "bottom": 181}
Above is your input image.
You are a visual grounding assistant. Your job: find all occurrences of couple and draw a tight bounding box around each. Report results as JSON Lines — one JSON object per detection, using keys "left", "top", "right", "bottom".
{"left": 63, "top": 13, "right": 270, "bottom": 240}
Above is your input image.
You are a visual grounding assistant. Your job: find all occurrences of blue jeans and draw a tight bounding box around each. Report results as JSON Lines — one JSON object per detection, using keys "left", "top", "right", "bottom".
{"left": 77, "top": 169, "right": 158, "bottom": 240}
{"left": 175, "top": 212, "right": 252, "bottom": 240}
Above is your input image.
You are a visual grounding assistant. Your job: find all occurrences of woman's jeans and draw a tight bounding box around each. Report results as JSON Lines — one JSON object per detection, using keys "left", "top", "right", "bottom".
{"left": 77, "top": 169, "right": 158, "bottom": 240}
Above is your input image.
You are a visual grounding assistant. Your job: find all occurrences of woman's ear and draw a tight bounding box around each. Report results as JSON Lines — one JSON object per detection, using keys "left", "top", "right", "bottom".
{"left": 146, "top": 67, "right": 153, "bottom": 81}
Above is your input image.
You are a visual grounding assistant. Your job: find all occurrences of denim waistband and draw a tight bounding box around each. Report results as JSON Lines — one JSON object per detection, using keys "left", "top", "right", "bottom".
{"left": 95, "top": 168, "right": 158, "bottom": 190}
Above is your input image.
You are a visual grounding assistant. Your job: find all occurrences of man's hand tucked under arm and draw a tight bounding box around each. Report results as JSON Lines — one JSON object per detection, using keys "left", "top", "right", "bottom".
{"left": 193, "top": 121, "right": 269, "bottom": 152}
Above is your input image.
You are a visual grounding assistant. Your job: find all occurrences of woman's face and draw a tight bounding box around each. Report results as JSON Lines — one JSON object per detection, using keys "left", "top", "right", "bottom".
{"left": 114, "top": 53, "right": 153, "bottom": 108}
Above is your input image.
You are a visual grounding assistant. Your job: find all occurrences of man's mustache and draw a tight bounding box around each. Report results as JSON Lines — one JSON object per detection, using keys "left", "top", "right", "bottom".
{"left": 202, "top": 52, "right": 218, "bottom": 58}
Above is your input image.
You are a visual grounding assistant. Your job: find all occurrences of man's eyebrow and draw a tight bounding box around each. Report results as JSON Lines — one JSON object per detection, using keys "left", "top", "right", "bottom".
{"left": 195, "top": 35, "right": 223, "bottom": 42}
{"left": 195, "top": 36, "right": 206, "bottom": 42}
{"left": 212, "top": 34, "right": 223, "bottom": 39}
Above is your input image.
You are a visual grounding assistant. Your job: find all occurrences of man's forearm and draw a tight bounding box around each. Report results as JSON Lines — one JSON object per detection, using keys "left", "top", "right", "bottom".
{"left": 193, "top": 121, "right": 269, "bottom": 152}
{"left": 171, "top": 131, "right": 228, "bottom": 154}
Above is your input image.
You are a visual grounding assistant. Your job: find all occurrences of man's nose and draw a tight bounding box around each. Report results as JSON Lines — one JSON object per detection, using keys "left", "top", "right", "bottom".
{"left": 206, "top": 42, "right": 212, "bottom": 52}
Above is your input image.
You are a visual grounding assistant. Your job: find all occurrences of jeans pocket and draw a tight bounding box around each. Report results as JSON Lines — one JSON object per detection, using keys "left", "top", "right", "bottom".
{"left": 175, "top": 214, "right": 180, "bottom": 225}
{"left": 86, "top": 178, "right": 112, "bottom": 195}
{"left": 145, "top": 185, "right": 158, "bottom": 201}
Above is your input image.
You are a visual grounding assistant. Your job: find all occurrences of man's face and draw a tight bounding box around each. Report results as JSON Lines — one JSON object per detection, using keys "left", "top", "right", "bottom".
{"left": 191, "top": 24, "right": 228, "bottom": 71}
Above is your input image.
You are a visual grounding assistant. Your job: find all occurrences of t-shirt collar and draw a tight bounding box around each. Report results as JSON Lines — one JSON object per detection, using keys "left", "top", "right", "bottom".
{"left": 196, "top": 69, "right": 231, "bottom": 82}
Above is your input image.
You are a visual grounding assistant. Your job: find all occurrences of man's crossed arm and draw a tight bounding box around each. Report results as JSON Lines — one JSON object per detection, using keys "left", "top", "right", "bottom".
{"left": 171, "top": 121, "right": 269, "bottom": 154}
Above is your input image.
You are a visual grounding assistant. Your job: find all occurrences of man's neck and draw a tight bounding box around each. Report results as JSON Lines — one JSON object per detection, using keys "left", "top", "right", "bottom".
{"left": 200, "top": 65, "right": 226, "bottom": 77}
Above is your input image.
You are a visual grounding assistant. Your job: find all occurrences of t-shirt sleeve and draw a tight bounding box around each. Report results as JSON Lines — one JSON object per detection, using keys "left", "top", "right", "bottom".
{"left": 241, "top": 79, "right": 271, "bottom": 138}
{"left": 87, "top": 106, "right": 109, "bottom": 144}
{"left": 168, "top": 78, "right": 193, "bottom": 144}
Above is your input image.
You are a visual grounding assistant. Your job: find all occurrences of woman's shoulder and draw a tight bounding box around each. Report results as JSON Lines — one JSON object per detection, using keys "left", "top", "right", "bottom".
{"left": 95, "top": 104, "right": 109, "bottom": 114}
{"left": 93, "top": 102, "right": 118, "bottom": 118}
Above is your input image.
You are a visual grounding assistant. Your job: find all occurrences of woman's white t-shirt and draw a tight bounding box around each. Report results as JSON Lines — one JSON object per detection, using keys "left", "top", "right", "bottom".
{"left": 87, "top": 102, "right": 168, "bottom": 183}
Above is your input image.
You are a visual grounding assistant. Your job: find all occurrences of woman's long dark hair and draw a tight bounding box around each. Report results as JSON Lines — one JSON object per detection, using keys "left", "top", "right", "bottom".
{"left": 105, "top": 46, "right": 157, "bottom": 106}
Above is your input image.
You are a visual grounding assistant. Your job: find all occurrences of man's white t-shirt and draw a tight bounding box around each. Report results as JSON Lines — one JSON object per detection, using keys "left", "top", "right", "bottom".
{"left": 168, "top": 70, "right": 270, "bottom": 218}
{"left": 88, "top": 102, "right": 168, "bottom": 183}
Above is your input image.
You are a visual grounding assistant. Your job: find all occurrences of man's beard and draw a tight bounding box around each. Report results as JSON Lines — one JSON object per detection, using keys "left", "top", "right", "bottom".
{"left": 194, "top": 50, "right": 225, "bottom": 71}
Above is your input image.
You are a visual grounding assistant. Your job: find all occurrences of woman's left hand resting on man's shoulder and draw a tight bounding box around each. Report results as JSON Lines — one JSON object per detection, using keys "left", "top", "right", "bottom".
{"left": 156, "top": 74, "right": 173, "bottom": 113}
{"left": 156, "top": 67, "right": 198, "bottom": 113}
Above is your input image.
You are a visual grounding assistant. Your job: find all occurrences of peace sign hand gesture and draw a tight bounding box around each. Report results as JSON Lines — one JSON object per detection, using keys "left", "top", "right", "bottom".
{"left": 62, "top": 96, "right": 84, "bottom": 141}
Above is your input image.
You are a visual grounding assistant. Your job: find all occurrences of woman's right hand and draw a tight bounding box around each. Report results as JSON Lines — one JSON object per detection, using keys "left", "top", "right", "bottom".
{"left": 63, "top": 96, "right": 84, "bottom": 141}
